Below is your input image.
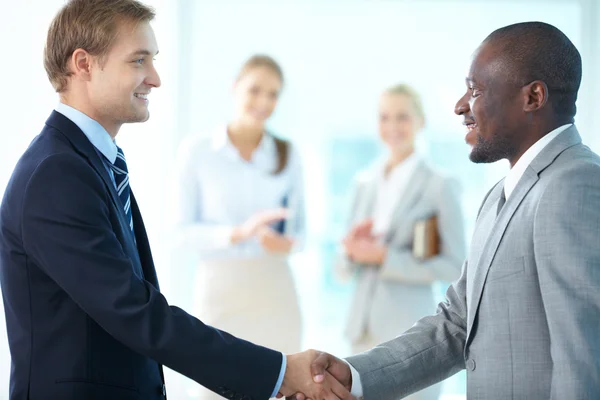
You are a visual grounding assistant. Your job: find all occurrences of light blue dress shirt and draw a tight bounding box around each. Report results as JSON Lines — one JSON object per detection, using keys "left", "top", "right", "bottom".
{"left": 55, "top": 103, "right": 118, "bottom": 183}
{"left": 54, "top": 103, "right": 287, "bottom": 397}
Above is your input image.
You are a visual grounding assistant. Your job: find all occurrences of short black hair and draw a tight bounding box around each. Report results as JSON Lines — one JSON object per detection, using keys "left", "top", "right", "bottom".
{"left": 484, "top": 22, "right": 582, "bottom": 118}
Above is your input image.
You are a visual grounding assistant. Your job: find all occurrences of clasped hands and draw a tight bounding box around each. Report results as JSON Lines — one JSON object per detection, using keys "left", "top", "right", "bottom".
{"left": 277, "top": 350, "right": 355, "bottom": 400}
{"left": 342, "top": 219, "right": 387, "bottom": 266}
{"left": 231, "top": 208, "right": 294, "bottom": 253}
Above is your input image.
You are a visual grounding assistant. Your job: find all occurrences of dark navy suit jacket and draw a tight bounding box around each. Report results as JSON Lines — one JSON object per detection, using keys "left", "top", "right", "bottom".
{"left": 0, "top": 111, "right": 282, "bottom": 400}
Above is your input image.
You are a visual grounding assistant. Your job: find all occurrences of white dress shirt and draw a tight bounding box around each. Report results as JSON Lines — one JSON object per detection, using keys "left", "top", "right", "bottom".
{"left": 173, "top": 127, "right": 305, "bottom": 259}
{"left": 504, "top": 124, "right": 572, "bottom": 199}
{"left": 345, "top": 125, "right": 572, "bottom": 398}
{"left": 371, "top": 153, "right": 420, "bottom": 236}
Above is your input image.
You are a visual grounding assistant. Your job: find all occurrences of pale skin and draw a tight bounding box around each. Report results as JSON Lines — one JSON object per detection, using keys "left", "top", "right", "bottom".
{"left": 60, "top": 21, "right": 161, "bottom": 138}
{"left": 227, "top": 66, "right": 295, "bottom": 254}
{"left": 59, "top": 18, "right": 345, "bottom": 399}
{"left": 342, "top": 92, "right": 425, "bottom": 266}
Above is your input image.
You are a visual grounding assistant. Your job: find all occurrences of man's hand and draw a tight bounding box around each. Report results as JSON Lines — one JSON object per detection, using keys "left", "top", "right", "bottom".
{"left": 257, "top": 226, "right": 294, "bottom": 254}
{"left": 311, "top": 351, "right": 352, "bottom": 390}
{"left": 283, "top": 351, "right": 353, "bottom": 400}
{"left": 278, "top": 350, "right": 354, "bottom": 400}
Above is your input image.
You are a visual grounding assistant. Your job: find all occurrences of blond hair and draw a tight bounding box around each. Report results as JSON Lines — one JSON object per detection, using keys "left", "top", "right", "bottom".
{"left": 236, "top": 54, "right": 284, "bottom": 85}
{"left": 44, "top": 0, "right": 155, "bottom": 92}
{"left": 383, "top": 83, "right": 425, "bottom": 122}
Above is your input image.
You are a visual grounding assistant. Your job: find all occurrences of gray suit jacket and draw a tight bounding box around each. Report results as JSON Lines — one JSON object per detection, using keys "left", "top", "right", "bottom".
{"left": 346, "top": 126, "right": 600, "bottom": 399}
{"left": 339, "top": 159, "right": 465, "bottom": 343}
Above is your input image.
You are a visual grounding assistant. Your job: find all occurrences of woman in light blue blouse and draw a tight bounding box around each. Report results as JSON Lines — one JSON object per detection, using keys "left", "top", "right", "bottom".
{"left": 173, "top": 55, "right": 305, "bottom": 365}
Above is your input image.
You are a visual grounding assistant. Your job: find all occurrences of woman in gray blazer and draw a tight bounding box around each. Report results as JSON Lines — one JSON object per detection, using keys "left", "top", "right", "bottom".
{"left": 339, "top": 84, "right": 466, "bottom": 400}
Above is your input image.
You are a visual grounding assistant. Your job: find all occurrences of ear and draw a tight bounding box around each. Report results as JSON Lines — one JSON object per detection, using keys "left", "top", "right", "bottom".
{"left": 69, "top": 48, "right": 94, "bottom": 83}
{"left": 523, "top": 80, "right": 548, "bottom": 112}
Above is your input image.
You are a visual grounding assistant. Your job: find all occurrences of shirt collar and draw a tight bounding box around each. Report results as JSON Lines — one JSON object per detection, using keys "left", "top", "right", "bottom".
{"left": 504, "top": 123, "right": 572, "bottom": 199}
{"left": 379, "top": 151, "right": 420, "bottom": 182}
{"left": 211, "top": 126, "right": 275, "bottom": 165}
{"left": 55, "top": 103, "right": 118, "bottom": 163}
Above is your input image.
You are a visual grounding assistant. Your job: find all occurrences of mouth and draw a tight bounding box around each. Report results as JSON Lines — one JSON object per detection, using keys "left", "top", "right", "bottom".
{"left": 463, "top": 119, "right": 478, "bottom": 144}
{"left": 249, "top": 109, "right": 269, "bottom": 120}
{"left": 134, "top": 93, "right": 149, "bottom": 103}
{"left": 386, "top": 132, "right": 406, "bottom": 141}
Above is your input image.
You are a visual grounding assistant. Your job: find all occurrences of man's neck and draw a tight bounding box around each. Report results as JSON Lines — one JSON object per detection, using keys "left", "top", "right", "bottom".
{"left": 59, "top": 95, "right": 120, "bottom": 138}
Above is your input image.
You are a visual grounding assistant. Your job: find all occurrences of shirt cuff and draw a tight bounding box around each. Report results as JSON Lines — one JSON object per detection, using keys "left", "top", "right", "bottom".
{"left": 271, "top": 353, "right": 287, "bottom": 398}
{"left": 344, "top": 359, "right": 364, "bottom": 399}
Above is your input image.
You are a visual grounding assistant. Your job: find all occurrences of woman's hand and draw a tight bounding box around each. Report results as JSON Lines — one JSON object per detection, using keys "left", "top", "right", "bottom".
{"left": 257, "top": 226, "right": 295, "bottom": 254}
{"left": 342, "top": 219, "right": 386, "bottom": 265}
{"left": 344, "top": 238, "right": 387, "bottom": 265}
{"left": 231, "top": 208, "right": 288, "bottom": 244}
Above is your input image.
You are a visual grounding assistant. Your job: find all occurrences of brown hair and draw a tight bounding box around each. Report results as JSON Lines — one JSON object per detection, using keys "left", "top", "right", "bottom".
{"left": 237, "top": 54, "right": 289, "bottom": 175}
{"left": 44, "top": 0, "right": 156, "bottom": 92}
{"left": 383, "top": 83, "right": 426, "bottom": 123}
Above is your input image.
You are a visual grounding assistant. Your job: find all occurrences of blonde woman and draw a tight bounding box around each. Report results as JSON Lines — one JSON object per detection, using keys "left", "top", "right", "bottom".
{"left": 173, "top": 55, "right": 304, "bottom": 361}
{"left": 339, "top": 84, "right": 466, "bottom": 400}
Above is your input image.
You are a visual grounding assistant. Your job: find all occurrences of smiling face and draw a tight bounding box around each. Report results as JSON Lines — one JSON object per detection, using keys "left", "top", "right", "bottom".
{"left": 455, "top": 40, "right": 523, "bottom": 164}
{"left": 85, "top": 20, "right": 161, "bottom": 135}
{"left": 232, "top": 65, "right": 282, "bottom": 128}
{"left": 378, "top": 92, "right": 423, "bottom": 156}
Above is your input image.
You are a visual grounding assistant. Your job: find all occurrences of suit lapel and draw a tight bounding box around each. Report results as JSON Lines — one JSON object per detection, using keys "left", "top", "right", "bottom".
{"left": 45, "top": 111, "right": 156, "bottom": 285}
{"left": 130, "top": 192, "right": 159, "bottom": 290}
{"left": 466, "top": 125, "right": 582, "bottom": 341}
{"left": 466, "top": 169, "right": 538, "bottom": 334}
{"left": 45, "top": 112, "right": 128, "bottom": 225}
{"left": 384, "top": 160, "right": 429, "bottom": 243}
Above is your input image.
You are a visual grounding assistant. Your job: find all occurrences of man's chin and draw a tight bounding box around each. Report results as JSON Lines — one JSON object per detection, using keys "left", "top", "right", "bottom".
{"left": 469, "top": 147, "right": 503, "bottom": 164}
{"left": 128, "top": 111, "right": 150, "bottom": 124}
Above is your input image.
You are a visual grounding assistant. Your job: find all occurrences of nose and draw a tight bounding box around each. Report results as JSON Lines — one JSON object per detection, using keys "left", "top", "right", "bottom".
{"left": 257, "top": 94, "right": 274, "bottom": 110}
{"left": 454, "top": 92, "right": 470, "bottom": 116}
{"left": 146, "top": 64, "right": 161, "bottom": 88}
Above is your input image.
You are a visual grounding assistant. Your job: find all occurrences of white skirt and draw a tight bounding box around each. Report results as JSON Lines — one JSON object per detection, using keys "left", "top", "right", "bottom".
{"left": 192, "top": 255, "right": 302, "bottom": 399}
{"left": 193, "top": 254, "right": 302, "bottom": 354}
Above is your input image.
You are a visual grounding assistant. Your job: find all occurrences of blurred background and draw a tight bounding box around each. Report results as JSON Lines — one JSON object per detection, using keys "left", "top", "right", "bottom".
{"left": 1, "top": 0, "right": 599, "bottom": 399}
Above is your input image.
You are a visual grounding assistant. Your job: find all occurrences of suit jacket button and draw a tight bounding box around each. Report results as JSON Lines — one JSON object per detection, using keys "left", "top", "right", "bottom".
{"left": 162, "top": 384, "right": 166, "bottom": 396}
{"left": 467, "top": 359, "right": 476, "bottom": 371}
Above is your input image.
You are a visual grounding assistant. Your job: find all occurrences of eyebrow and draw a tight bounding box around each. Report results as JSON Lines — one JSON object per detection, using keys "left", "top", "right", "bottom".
{"left": 129, "top": 49, "right": 159, "bottom": 57}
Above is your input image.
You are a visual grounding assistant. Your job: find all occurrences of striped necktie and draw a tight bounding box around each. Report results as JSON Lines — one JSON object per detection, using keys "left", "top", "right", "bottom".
{"left": 110, "top": 146, "right": 134, "bottom": 234}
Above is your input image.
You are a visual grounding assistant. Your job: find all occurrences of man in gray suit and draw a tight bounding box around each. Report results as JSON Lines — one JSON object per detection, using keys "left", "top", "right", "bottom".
{"left": 293, "top": 21, "right": 600, "bottom": 400}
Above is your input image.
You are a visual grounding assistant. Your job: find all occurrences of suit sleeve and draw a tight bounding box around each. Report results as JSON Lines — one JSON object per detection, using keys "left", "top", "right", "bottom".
{"left": 379, "top": 176, "right": 466, "bottom": 284}
{"left": 534, "top": 165, "right": 600, "bottom": 399}
{"left": 21, "top": 153, "right": 282, "bottom": 400}
{"left": 345, "top": 260, "right": 468, "bottom": 399}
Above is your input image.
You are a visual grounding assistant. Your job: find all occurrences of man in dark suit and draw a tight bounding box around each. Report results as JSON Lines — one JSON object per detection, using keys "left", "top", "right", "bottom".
{"left": 0, "top": 1, "right": 351, "bottom": 399}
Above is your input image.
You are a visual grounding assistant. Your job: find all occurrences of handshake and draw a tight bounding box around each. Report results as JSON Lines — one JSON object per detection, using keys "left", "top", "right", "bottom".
{"left": 278, "top": 350, "right": 356, "bottom": 400}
